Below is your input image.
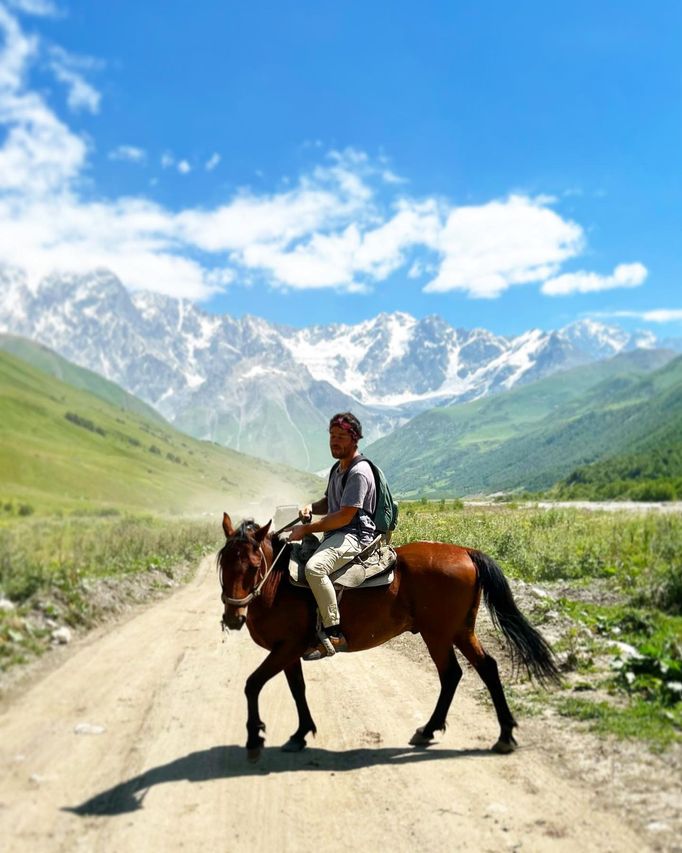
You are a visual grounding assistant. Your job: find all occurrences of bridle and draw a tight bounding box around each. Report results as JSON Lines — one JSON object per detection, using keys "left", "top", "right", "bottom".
{"left": 220, "top": 535, "right": 289, "bottom": 607}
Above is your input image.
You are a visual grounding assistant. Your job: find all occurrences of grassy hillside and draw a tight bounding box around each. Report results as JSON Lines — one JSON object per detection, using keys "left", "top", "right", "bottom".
{"left": 0, "top": 348, "right": 321, "bottom": 516}
{"left": 552, "top": 359, "right": 682, "bottom": 499}
{"left": 367, "top": 349, "right": 680, "bottom": 497}
{"left": 0, "top": 334, "right": 165, "bottom": 425}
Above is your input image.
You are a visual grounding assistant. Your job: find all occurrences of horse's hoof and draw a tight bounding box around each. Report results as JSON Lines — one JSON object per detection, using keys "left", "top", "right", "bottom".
{"left": 409, "top": 727, "right": 435, "bottom": 747}
{"left": 246, "top": 736, "right": 264, "bottom": 762}
{"left": 281, "top": 737, "right": 306, "bottom": 753}
{"left": 491, "top": 737, "right": 517, "bottom": 754}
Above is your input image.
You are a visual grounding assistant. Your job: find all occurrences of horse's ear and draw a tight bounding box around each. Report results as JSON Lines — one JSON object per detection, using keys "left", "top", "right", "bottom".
{"left": 222, "top": 512, "right": 235, "bottom": 538}
{"left": 254, "top": 520, "right": 272, "bottom": 542}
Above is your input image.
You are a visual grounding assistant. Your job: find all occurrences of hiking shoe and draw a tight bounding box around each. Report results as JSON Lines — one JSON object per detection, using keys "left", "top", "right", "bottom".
{"left": 302, "top": 632, "right": 348, "bottom": 661}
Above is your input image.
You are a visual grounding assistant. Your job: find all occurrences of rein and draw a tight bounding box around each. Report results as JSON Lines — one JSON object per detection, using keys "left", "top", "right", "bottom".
{"left": 220, "top": 539, "right": 289, "bottom": 607}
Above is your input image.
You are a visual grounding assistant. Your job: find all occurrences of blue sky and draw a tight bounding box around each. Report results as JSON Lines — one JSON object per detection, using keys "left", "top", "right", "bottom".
{"left": 0, "top": 0, "right": 679, "bottom": 336}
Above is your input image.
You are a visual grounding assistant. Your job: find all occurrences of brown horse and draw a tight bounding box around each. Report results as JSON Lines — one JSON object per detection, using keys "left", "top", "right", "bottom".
{"left": 218, "top": 513, "right": 559, "bottom": 760}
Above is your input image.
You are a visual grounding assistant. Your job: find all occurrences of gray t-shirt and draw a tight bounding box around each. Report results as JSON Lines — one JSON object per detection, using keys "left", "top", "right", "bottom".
{"left": 325, "top": 459, "right": 377, "bottom": 545}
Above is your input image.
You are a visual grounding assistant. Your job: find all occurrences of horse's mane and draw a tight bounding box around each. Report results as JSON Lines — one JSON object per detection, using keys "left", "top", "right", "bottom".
{"left": 216, "top": 518, "right": 259, "bottom": 565}
{"left": 260, "top": 531, "right": 291, "bottom": 607}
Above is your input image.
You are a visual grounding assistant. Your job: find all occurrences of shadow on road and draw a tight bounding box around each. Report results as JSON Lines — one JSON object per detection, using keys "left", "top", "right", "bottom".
{"left": 64, "top": 743, "right": 495, "bottom": 816}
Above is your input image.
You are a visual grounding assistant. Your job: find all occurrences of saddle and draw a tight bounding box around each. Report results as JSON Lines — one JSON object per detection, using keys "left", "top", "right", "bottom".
{"left": 288, "top": 534, "right": 397, "bottom": 590}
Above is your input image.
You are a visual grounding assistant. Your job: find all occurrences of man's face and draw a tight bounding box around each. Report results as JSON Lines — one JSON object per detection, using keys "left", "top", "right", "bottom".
{"left": 329, "top": 426, "right": 356, "bottom": 459}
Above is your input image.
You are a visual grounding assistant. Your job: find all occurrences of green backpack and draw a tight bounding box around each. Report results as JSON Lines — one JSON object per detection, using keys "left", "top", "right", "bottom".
{"left": 328, "top": 455, "right": 399, "bottom": 535}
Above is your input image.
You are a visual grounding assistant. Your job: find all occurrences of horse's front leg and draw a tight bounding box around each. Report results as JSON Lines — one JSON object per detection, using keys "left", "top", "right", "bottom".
{"left": 281, "top": 658, "right": 317, "bottom": 753}
{"left": 244, "top": 643, "right": 299, "bottom": 760}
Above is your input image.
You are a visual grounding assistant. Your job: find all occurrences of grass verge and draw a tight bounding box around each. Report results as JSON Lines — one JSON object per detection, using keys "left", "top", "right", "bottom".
{"left": 0, "top": 513, "right": 220, "bottom": 672}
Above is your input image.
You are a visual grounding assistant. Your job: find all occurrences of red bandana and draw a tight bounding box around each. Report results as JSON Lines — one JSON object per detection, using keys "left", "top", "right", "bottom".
{"left": 329, "top": 416, "right": 360, "bottom": 442}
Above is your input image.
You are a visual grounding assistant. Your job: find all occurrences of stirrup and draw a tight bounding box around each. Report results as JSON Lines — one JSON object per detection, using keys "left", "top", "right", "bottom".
{"left": 302, "top": 629, "right": 347, "bottom": 661}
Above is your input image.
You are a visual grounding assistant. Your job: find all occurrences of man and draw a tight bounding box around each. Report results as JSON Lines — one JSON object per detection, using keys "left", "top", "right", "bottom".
{"left": 289, "top": 412, "right": 376, "bottom": 660}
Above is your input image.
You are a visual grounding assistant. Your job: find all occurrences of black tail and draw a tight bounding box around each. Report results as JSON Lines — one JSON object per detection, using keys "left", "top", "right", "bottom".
{"left": 468, "top": 549, "right": 560, "bottom": 686}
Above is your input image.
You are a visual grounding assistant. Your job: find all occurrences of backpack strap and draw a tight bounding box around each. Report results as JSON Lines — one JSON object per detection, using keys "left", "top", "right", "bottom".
{"left": 329, "top": 454, "right": 379, "bottom": 501}
{"left": 340, "top": 454, "right": 367, "bottom": 489}
{"left": 325, "top": 460, "right": 341, "bottom": 496}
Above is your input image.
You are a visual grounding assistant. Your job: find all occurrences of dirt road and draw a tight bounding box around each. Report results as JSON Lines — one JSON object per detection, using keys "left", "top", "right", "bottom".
{"left": 0, "top": 557, "right": 653, "bottom": 852}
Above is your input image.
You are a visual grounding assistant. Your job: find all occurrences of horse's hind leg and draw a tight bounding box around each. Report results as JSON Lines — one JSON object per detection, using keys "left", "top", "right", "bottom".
{"left": 281, "top": 659, "right": 317, "bottom": 753}
{"left": 410, "top": 632, "right": 463, "bottom": 747}
{"left": 455, "top": 631, "right": 518, "bottom": 754}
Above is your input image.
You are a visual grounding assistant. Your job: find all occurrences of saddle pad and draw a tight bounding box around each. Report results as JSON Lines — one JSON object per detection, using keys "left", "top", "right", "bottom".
{"left": 289, "top": 539, "right": 397, "bottom": 590}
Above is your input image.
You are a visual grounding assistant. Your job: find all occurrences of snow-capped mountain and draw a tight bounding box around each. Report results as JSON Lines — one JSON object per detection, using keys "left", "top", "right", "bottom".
{"left": 0, "top": 267, "right": 665, "bottom": 471}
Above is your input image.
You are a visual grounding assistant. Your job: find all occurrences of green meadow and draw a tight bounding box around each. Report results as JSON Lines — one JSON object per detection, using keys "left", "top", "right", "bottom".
{"left": 0, "top": 345, "right": 321, "bottom": 672}
{"left": 0, "top": 348, "right": 320, "bottom": 516}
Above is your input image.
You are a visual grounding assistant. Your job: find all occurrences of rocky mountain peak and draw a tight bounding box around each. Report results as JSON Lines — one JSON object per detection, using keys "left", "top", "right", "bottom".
{"left": 0, "top": 267, "right": 669, "bottom": 471}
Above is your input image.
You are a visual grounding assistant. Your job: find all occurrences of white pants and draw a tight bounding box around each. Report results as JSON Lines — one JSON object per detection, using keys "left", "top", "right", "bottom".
{"left": 304, "top": 531, "right": 361, "bottom": 628}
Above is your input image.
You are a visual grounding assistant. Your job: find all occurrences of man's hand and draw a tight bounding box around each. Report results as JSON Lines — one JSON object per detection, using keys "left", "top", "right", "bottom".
{"left": 289, "top": 524, "right": 308, "bottom": 542}
{"left": 298, "top": 504, "right": 313, "bottom": 522}
{"left": 290, "top": 506, "right": 356, "bottom": 542}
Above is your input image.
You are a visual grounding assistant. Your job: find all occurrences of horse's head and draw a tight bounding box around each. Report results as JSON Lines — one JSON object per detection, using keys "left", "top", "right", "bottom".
{"left": 218, "top": 512, "right": 271, "bottom": 630}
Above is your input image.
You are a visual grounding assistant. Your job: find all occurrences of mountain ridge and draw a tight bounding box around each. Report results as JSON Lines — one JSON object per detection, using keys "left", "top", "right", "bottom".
{"left": 367, "top": 349, "right": 681, "bottom": 497}
{"left": 0, "top": 266, "right": 673, "bottom": 470}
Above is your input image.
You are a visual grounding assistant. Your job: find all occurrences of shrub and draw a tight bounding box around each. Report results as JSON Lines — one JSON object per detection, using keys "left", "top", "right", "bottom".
{"left": 630, "top": 482, "right": 676, "bottom": 502}
{"left": 64, "top": 412, "right": 106, "bottom": 436}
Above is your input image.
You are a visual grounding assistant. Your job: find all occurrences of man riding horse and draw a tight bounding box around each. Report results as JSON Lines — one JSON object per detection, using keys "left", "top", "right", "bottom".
{"left": 289, "top": 411, "right": 376, "bottom": 660}
{"left": 218, "top": 418, "right": 559, "bottom": 756}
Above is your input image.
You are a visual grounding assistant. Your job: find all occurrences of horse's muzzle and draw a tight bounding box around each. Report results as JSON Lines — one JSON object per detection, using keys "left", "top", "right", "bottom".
{"left": 222, "top": 611, "right": 247, "bottom": 631}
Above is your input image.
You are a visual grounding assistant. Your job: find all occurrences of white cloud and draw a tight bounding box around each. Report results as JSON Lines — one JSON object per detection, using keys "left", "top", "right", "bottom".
{"left": 223, "top": 197, "right": 440, "bottom": 291}
{"left": 542, "top": 262, "right": 648, "bottom": 296}
{"left": 637, "top": 309, "right": 682, "bottom": 323}
{"left": 0, "top": 100, "right": 86, "bottom": 196}
{"left": 160, "top": 152, "right": 192, "bottom": 174}
{"left": 407, "top": 258, "right": 436, "bottom": 279}
{"left": 0, "top": 9, "right": 87, "bottom": 196}
{"left": 0, "top": 3, "right": 37, "bottom": 89}
{"left": 7, "top": 0, "right": 59, "bottom": 16}
{"left": 0, "top": 193, "right": 220, "bottom": 299}
{"left": 424, "top": 195, "right": 584, "bottom": 298}
{"left": 47, "top": 45, "right": 101, "bottom": 114}
{"left": 176, "top": 158, "right": 373, "bottom": 255}
{"left": 240, "top": 226, "right": 360, "bottom": 289}
{"left": 109, "top": 144, "right": 146, "bottom": 163}
{"left": 599, "top": 309, "right": 682, "bottom": 324}
{"left": 354, "top": 199, "right": 440, "bottom": 279}
{"left": 0, "top": 7, "right": 650, "bottom": 304}
{"left": 381, "top": 169, "right": 407, "bottom": 185}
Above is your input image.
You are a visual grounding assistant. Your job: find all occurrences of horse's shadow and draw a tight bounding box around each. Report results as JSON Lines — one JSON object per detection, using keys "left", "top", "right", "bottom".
{"left": 64, "top": 743, "right": 494, "bottom": 816}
